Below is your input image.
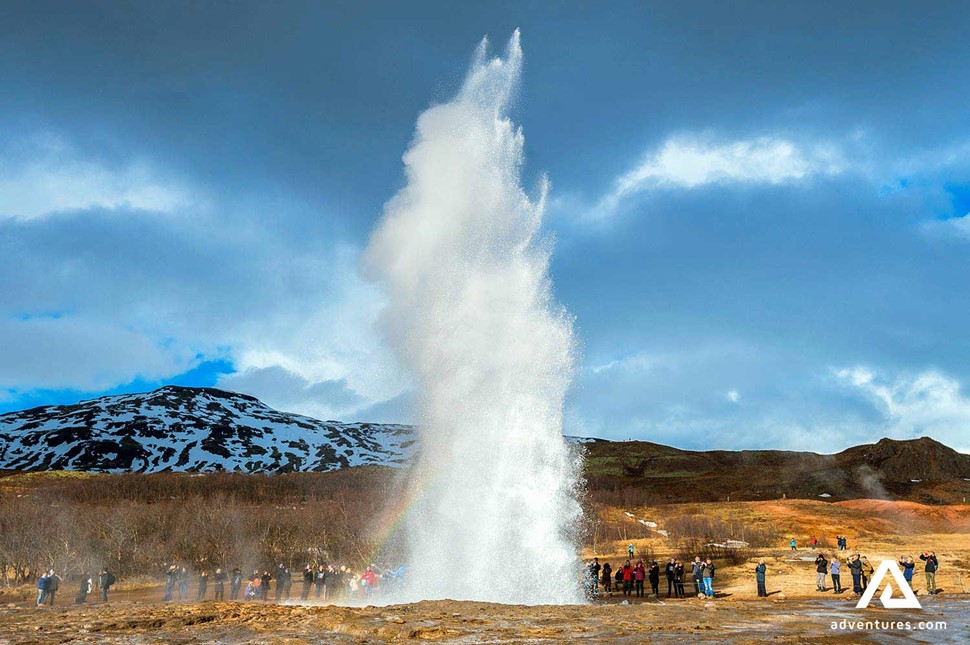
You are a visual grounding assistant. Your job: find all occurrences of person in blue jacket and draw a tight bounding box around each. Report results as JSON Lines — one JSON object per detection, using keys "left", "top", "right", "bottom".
{"left": 755, "top": 560, "right": 767, "bottom": 597}
{"left": 899, "top": 555, "right": 916, "bottom": 587}
{"left": 36, "top": 572, "right": 49, "bottom": 607}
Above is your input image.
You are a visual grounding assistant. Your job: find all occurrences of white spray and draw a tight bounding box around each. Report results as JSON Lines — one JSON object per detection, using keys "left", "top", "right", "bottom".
{"left": 362, "top": 31, "right": 583, "bottom": 604}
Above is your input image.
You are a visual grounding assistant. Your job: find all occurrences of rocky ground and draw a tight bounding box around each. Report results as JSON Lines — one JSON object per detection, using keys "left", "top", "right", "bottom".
{"left": 0, "top": 595, "right": 965, "bottom": 644}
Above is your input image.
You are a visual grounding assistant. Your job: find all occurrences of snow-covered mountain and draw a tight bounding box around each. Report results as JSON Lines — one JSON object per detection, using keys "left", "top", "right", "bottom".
{"left": 0, "top": 386, "right": 415, "bottom": 473}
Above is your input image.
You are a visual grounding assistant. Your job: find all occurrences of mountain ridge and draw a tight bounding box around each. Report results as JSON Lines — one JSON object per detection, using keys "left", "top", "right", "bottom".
{"left": 1, "top": 386, "right": 968, "bottom": 507}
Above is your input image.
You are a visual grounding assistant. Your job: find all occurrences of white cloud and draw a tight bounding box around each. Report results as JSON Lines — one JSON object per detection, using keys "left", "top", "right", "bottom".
{"left": 727, "top": 389, "right": 740, "bottom": 403}
{"left": 596, "top": 135, "right": 844, "bottom": 217}
{"left": 0, "top": 152, "right": 409, "bottom": 421}
{"left": 834, "top": 367, "right": 970, "bottom": 452}
{"left": 0, "top": 133, "right": 193, "bottom": 220}
{"left": 921, "top": 213, "right": 970, "bottom": 242}
{"left": 0, "top": 316, "right": 199, "bottom": 391}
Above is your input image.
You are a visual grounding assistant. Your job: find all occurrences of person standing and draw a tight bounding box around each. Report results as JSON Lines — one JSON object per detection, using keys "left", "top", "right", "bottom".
{"left": 830, "top": 557, "right": 842, "bottom": 593}
{"left": 197, "top": 570, "right": 208, "bottom": 601}
{"left": 77, "top": 572, "right": 92, "bottom": 604}
{"left": 325, "top": 566, "right": 341, "bottom": 602}
{"left": 860, "top": 556, "right": 874, "bottom": 591}
{"left": 589, "top": 558, "right": 601, "bottom": 597}
{"left": 919, "top": 552, "right": 939, "bottom": 595}
{"left": 701, "top": 558, "right": 715, "bottom": 598}
{"left": 673, "top": 560, "right": 685, "bottom": 598}
{"left": 315, "top": 566, "right": 327, "bottom": 600}
{"left": 755, "top": 560, "right": 767, "bottom": 597}
{"left": 302, "top": 565, "right": 314, "bottom": 601}
{"left": 46, "top": 570, "right": 61, "bottom": 606}
{"left": 361, "top": 566, "right": 377, "bottom": 597}
{"left": 633, "top": 560, "right": 645, "bottom": 598}
{"left": 274, "top": 564, "right": 286, "bottom": 601}
{"left": 601, "top": 562, "right": 612, "bottom": 595}
{"left": 163, "top": 565, "right": 177, "bottom": 602}
{"left": 815, "top": 554, "right": 828, "bottom": 591}
{"left": 213, "top": 568, "right": 227, "bottom": 601}
{"left": 100, "top": 569, "right": 115, "bottom": 602}
{"left": 810, "top": 535, "right": 818, "bottom": 550}
{"left": 664, "top": 558, "right": 676, "bottom": 598}
{"left": 261, "top": 571, "right": 272, "bottom": 601}
{"left": 848, "top": 555, "right": 863, "bottom": 595}
{"left": 282, "top": 567, "right": 293, "bottom": 601}
{"left": 628, "top": 544, "right": 635, "bottom": 560}
{"left": 621, "top": 560, "right": 633, "bottom": 597}
{"left": 899, "top": 556, "right": 915, "bottom": 588}
{"left": 36, "top": 571, "right": 49, "bottom": 607}
{"left": 648, "top": 561, "right": 660, "bottom": 597}
{"left": 790, "top": 538, "right": 797, "bottom": 551}
{"left": 230, "top": 568, "right": 242, "bottom": 601}
{"left": 177, "top": 567, "right": 189, "bottom": 601}
{"left": 691, "top": 556, "right": 703, "bottom": 596}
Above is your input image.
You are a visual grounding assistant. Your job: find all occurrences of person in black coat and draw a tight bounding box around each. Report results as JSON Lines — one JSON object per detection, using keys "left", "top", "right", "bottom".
{"left": 815, "top": 554, "right": 828, "bottom": 591}
{"left": 601, "top": 562, "right": 612, "bottom": 594}
{"left": 673, "top": 561, "right": 685, "bottom": 598}
{"left": 100, "top": 569, "right": 116, "bottom": 602}
{"left": 77, "top": 572, "right": 92, "bottom": 604}
{"left": 46, "top": 570, "right": 61, "bottom": 606}
{"left": 274, "top": 564, "right": 286, "bottom": 601}
{"left": 213, "top": 568, "right": 228, "bottom": 601}
{"left": 301, "top": 565, "right": 314, "bottom": 601}
{"left": 197, "top": 570, "right": 208, "bottom": 601}
{"left": 282, "top": 567, "right": 293, "bottom": 601}
{"left": 648, "top": 561, "right": 660, "bottom": 597}
{"left": 664, "top": 558, "right": 676, "bottom": 598}
{"left": 261, "top": 571, "right": 272, "bottom": 601}
{"left": 847, "top": 555, "right": 863, "bottom": 595}
{"left": 163, "top": 565, "right": 177, "bottom": 602}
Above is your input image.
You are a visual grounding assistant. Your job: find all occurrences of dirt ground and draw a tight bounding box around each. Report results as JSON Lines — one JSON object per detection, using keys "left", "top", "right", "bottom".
{"left": 0, "top": 595, "right": 965, "bottom": 644}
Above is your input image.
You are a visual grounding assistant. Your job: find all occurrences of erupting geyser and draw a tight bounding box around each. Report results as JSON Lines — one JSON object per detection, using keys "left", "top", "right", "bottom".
{"left": 362, "top": 31, "right": 583, "bottom": 604}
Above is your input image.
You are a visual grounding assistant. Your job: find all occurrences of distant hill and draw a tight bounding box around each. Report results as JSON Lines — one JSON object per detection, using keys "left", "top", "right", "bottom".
{"left": 581, "top": 436, "right": 970, "bottom": 505}
{"left": 1, "top": 386, "right": 968, "bottom": 503}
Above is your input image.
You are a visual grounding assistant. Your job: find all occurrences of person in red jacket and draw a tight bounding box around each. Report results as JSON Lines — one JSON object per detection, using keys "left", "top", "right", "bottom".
{"left": 633, "top": 561, "right": 646, "bottom": 598}
{"left": 621, "top": 560, "right": 634, "bottom": 597}
{"left": 361, "top": 566, "right": 378, "bottom": 597}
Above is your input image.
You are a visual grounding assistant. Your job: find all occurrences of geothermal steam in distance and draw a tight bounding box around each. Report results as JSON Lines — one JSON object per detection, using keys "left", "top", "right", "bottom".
{"left": 362, "top": 31, "right": 583, "bottom": 604}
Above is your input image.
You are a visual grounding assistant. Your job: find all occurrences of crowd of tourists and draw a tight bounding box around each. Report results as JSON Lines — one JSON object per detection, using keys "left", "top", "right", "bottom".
{"left": 35, "top": 569, "right": 115, "bottom": 607}
{"left": 32, "top": 536, "right": 945, "bottom": 608}
{"left": 585, "top": 535, "right": 943, "bottom": 602}
{"left": 161, "top": 562, "right": 398, "bottom": 603}
{"left": 775, "top": 537, "right": 941, "bottom": 598}
{"left": 31, "top": 561, "right": 401, "bottom": 607}
{"left": 586, "top": 554, "right": 718, "bottom": 599}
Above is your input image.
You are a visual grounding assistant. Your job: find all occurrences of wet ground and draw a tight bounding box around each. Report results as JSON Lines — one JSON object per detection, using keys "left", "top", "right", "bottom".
{"left": 0, "top": 595, "right": 965, "bottom": 644}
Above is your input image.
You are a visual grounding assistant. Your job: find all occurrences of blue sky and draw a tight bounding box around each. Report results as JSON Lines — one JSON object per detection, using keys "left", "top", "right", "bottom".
{"left": 2, "top": 1, "right": 969, "bottom": 451}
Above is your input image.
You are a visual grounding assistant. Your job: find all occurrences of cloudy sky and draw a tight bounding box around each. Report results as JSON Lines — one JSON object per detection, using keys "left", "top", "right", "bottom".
{"left": 2, "top": 1, "right": 969, "bottom": 452}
